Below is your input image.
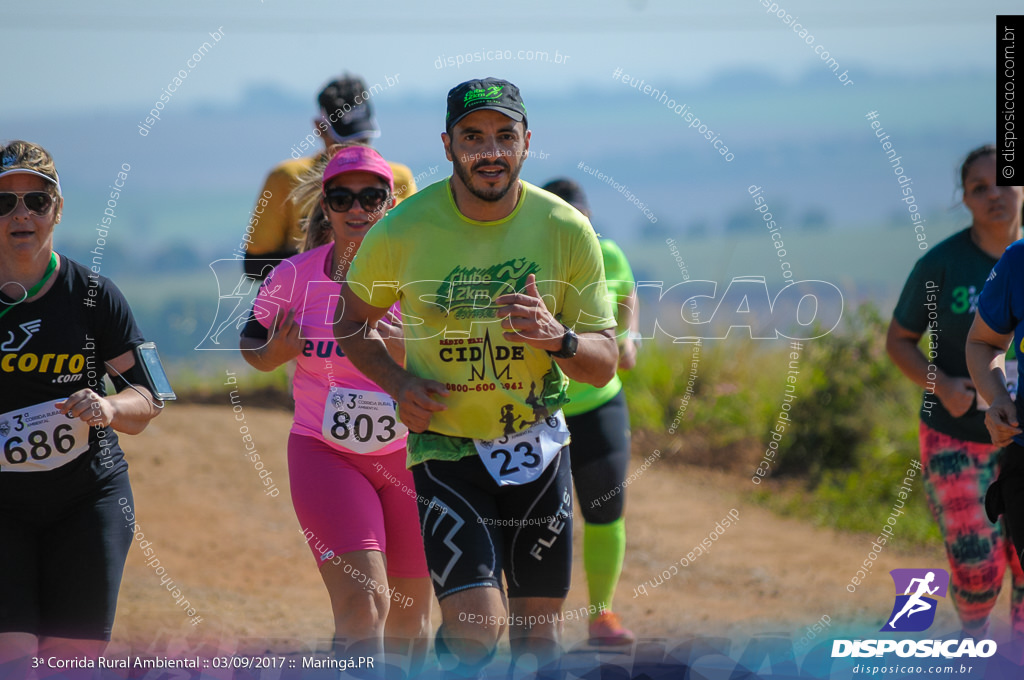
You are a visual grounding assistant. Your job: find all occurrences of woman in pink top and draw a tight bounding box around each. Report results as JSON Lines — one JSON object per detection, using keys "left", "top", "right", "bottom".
{"left": 239, "top": 145, "right": 430, "bottom": 673}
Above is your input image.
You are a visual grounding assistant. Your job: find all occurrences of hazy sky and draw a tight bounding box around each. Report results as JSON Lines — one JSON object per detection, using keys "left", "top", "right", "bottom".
{"left": 1, "top": 0, "right": 1014, "bottom": 117}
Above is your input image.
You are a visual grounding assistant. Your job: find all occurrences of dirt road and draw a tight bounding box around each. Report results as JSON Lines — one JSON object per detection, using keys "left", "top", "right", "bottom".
{"left": 108, "top": 404, "right": 991, "bottom": 657}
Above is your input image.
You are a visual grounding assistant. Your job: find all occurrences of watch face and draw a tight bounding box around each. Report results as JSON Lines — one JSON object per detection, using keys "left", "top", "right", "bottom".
{"left": 561, "top": 328, "right": 579, "bottom": 358}
{"left": 565, "top": 329, "right": 581, "bottom": 356}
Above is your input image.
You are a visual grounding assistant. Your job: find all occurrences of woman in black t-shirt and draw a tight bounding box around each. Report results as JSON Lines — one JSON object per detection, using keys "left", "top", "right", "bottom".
{"left": 887, "top": 145, "right": 1024, "bottom": 637}
{"left": 0, "top": 141, "right": 162, "bottom": 677}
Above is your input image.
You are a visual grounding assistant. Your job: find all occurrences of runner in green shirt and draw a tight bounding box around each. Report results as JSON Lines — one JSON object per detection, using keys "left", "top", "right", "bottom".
{"left": 542, "top": 178, "right": 640, "bottom": 646}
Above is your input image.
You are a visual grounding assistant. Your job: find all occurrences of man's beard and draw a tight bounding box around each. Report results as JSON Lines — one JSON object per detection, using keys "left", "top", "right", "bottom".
{"left": 451, "top": 151, "right": 525, "bottom": 203}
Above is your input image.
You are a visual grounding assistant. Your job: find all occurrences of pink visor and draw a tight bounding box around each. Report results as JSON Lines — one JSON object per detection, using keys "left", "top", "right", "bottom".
{"left": 322, "top": 146, "right": 394, "bottom": 192}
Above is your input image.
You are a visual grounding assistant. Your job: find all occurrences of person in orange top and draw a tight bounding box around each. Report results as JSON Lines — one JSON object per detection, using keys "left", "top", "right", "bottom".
{"left": 243, "top": 74, "right": 416, "bottom": 280}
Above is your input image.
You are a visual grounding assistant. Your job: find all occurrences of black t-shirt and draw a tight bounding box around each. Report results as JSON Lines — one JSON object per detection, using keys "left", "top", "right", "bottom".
{"left": 0, "top": 254, "right": 144, "bottom": 504}
{"left": 892, "top": 228, "right": 998, "bottom": 443}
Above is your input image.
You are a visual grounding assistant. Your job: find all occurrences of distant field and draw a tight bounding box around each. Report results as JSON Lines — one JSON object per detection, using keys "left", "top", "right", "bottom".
{"left": 111, "top": 404, "right": 962, "bottom": 652}
{"left": 84, "top": 219, "right": 966, "bottom": 361}
{"left": 60, "top": 188, "right": 256, "bottom": 261}
{"left": 625, "top": 218, "right": 966, "bottom": 306}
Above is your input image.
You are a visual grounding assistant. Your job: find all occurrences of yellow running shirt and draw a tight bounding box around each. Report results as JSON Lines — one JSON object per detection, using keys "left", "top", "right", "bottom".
{"left": 347, "top": 179, "right": 615, "bottom": 464}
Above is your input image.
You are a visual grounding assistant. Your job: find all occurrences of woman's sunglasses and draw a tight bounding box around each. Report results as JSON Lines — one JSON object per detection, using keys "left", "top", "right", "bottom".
{"left": 0, "top": 191, "right": 55, "bottom": 217}
{"left": 323, "top": 187, "right": 390, "bottom": 214}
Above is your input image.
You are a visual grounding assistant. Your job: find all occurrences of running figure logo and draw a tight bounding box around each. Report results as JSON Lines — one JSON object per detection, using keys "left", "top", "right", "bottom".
{"left": 880, "top": 568, "right": 949, "bottom": 632}
{"left": 195, "top": 259, "right": 295, "bottom": 350}
{"left": 1, "top": 319, "right": 41, "bottom": 352}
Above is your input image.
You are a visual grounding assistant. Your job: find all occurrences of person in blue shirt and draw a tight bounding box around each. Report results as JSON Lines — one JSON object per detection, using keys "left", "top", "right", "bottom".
{"left": 968, "top": 238, "right": 1024, "bottom": 583}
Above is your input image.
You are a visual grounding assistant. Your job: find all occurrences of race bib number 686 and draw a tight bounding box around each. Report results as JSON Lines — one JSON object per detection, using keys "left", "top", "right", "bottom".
{"left": 0, "top": 400, "right": 89, "bottom": 473}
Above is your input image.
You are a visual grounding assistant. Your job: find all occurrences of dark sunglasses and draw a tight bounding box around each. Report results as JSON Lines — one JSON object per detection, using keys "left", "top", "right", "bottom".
{"left": 323, "top": 187, "right": 390, "bottom": 213}
{"left": 0, "top": 191, "right": 55, "bottom": 217}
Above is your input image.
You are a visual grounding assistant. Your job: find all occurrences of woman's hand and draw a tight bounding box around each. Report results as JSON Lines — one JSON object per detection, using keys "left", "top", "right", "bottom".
{"left": 57, "top": 389, "right": 115, "bottom": 428}
{"left": 985, "top": 393, "right": 1022, "bottom": 447}
{"left": 934, "top": 374, "right": 977, "bottom": 418}
{"left": 986, "top": 396, "right": 1022, "bottom": 447}
{"left": 241, "top": 308, "right": 304, "bottom": 371}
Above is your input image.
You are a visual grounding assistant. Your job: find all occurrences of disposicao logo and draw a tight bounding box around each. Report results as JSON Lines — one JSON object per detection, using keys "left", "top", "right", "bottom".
{"left": 881, "top": 568, "right": 948, "bottom": 633}
{"left": 832, "top": 567, "right": 997, "bottom": 659}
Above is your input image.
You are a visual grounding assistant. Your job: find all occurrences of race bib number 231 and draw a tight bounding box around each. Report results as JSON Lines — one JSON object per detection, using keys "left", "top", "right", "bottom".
{"left": 475, "top": 411, "right": 570, "bottom": 486}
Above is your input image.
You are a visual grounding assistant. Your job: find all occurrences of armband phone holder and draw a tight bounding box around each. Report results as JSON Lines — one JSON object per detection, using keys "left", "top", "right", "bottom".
{"left": 135, "top": 342, "right": 176, "bottom": 402}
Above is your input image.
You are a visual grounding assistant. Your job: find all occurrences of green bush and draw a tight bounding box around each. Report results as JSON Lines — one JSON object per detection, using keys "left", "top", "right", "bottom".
{"left": 753, "top": 303, "right": 937, "bottom": 544}
{"left": 623, "top": 303, "right": 938, "bottom": 546}
{"left": 622, "top": 337, "right": 789, "bottom": 454}
{"left": 167, "top": 358, "right": 292, "bottom": 402}
{"left": 773, "top": 304, "right": 922, "bottom": 482}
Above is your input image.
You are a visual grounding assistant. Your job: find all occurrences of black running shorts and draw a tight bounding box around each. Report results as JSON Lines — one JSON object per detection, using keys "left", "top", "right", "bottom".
{"left": 411, "top": 446, "right": 573, "bottom": 600}
{"left": 566, "top": 389, "right": 632, "bottom": 525}
{"left": 0, "top": 469, "right": 134, "bottom": 640}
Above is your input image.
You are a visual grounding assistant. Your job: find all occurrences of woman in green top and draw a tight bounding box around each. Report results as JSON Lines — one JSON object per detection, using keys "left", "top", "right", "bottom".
{"left": 886, "top": 145, "right": 1024, "bottom": 636}
{"left": 542, "top": 178, "right": 639, "bottom": 645}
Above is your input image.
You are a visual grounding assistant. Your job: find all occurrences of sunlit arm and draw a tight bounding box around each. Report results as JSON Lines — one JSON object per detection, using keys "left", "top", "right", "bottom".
{"left": 334, "top": 284, "right": 448, "bottom": 433}
{"left": 966, "top": 311, "right": 1020, "bottom": 447}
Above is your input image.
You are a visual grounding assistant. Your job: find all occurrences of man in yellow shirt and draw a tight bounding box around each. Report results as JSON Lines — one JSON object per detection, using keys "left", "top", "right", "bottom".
{"left": 335, "top": 78, "right": 618, "bottom": 677}
{"left": 242, "top": 74, "right": 416, "bottom": 279}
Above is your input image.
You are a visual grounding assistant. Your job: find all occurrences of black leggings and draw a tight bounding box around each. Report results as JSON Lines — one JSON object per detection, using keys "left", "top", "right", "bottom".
{"left": 998, "top": 442, "right": 1024, "bottom": 570}
{"left": 0, "top": 470, "right": 134, "bottom": 640}
{"left": 566, "top": 390, "right": 632, "bottom": 525}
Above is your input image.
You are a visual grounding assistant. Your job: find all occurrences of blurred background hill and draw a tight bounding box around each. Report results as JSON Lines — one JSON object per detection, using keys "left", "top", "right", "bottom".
{"left": 0, "top": 66, "right": 990, "bottom": 358}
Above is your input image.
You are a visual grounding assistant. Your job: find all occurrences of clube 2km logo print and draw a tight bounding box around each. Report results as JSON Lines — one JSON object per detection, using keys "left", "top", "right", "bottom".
{"left": 832, "top": 568, "right": 998, "bottom": 660}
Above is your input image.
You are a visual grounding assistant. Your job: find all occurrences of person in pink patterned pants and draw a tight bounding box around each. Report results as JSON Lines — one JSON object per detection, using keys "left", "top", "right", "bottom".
{"left": 887, "top": 145, "right": 1024, "bottom": 637}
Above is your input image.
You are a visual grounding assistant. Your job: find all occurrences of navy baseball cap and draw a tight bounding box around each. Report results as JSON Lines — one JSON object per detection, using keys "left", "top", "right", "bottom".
{"left": 542, "top": 178, "right": 590, "bottom": 214}
{"left": 446, "top": 78, "right": 528, "bottom": 131}
{"left": 318, "top": 74, "right": 380, "bottom": 142}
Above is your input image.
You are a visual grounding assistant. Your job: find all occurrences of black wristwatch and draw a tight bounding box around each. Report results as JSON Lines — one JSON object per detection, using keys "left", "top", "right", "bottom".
{"left": 548, "top": 324, "right": 579, "bottom": 359}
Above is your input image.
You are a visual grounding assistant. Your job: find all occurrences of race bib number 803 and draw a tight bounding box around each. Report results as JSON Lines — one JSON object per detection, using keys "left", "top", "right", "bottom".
{"left": 321, "top": 387, "right": 408, "bottom": 454}
{"left": 0, "top": 400, "right": 89, "bottom": 473}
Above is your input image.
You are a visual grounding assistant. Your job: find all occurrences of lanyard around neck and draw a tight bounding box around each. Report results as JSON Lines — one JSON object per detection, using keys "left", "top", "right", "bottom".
{"left": 0, "top": 252, "right": 58, "bottom": 322}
